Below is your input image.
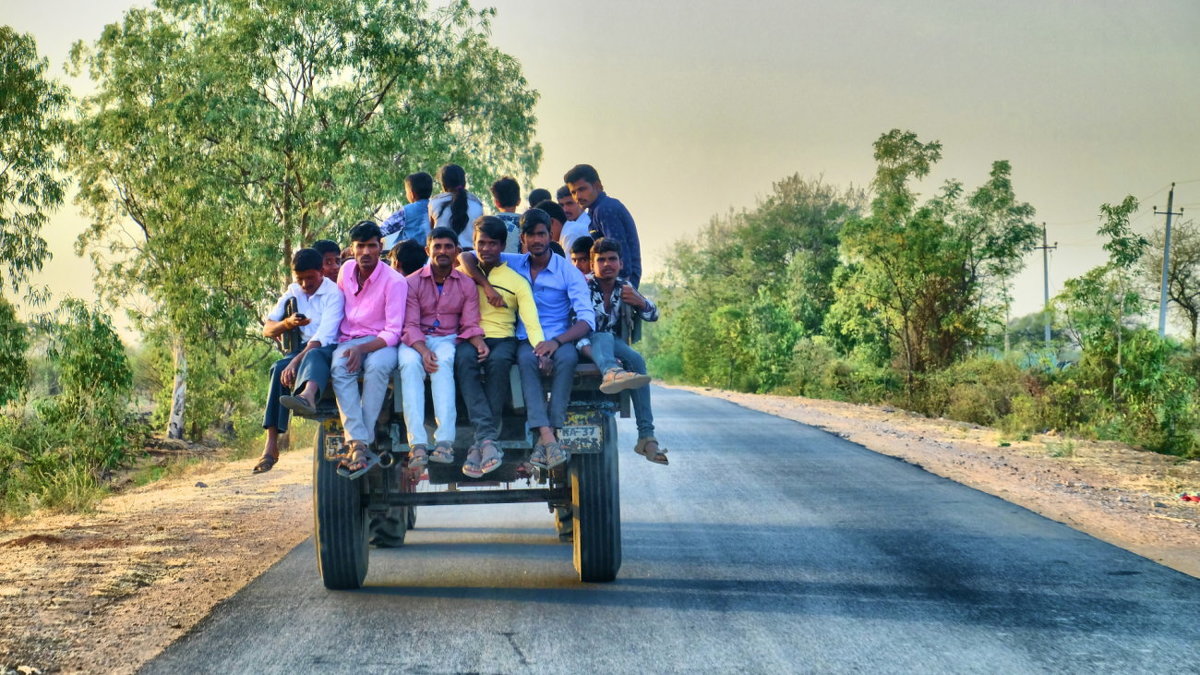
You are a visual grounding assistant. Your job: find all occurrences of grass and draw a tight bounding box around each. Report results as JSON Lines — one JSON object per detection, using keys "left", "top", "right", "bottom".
{"left": 1045, "top": 438, "right": 1077, "bottom": 459}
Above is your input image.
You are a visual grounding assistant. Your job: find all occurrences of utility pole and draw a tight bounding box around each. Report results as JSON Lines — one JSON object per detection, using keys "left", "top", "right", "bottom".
{"left": 1035, "top": 223, "right": 1057, "bottom": 347}
{"left": 1156, "top": 183, "right": 1184, "bottom": 337}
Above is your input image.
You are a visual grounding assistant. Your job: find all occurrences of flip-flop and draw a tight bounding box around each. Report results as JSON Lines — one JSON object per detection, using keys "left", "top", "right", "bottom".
{"left": 279, "top": 395, "right": 317, "bottom": 416}
{"left": 336, "top": 444, "right": 381, "bottom": 480}
{"left": 408, "top": 444, "right": 429, "bottom": 470}
{"left": 479, "top": 440, "right": 504, "bottom": 475}
{"left": 634, "top": 437, "right": 668, "bottom": 465}
{"left": 252, "top": 453, "right": 278, "bottom": 474}
{"left": 529, "top": 443, "right": 548, "bottom": 469}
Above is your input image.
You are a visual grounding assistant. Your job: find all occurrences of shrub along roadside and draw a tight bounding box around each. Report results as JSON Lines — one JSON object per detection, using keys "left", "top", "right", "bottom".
{"left": 0, "top": 301, "right": 139, "bottom": 518}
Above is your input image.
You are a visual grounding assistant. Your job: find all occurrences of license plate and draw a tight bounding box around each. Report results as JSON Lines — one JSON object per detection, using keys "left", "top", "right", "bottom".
{"left": 561, "top": 411, "right": 604, "bottom": 453}
{"left": 323, "top": 418, "right": 345, "bottom": 460}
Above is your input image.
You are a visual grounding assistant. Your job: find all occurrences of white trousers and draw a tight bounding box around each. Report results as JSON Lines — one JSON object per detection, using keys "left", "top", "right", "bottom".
{"left": 330, "top": 336, "right": 397, "bottom": 444}
{"left": 397, "top": 334, "right": 458, "bottom": 447}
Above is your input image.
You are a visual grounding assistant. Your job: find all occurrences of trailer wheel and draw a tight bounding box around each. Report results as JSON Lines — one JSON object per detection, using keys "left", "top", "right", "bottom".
{"left": 313, "top": 425, "right": 369, "bottom": 590}
{"left": 368, "top": 507, "right": 408, "bottom": 548}
{"left": 571, "top": 413, "right": 621, "bottom": 582}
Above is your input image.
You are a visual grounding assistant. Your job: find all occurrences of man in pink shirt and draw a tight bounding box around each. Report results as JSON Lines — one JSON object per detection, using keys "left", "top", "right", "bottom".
{"left": 331, "top": 221, "right": 408, "bottom": 478}
{"left": 398, "top": 226, "right": 488, "bottom": 469}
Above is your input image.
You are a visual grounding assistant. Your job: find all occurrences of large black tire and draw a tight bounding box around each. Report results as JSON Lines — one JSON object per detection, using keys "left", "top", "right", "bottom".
{"left": 313, "top": 426, "right": 369, "bottom": 590}
{"left": 570, "top": 413, "right": 621, "bottom": 582}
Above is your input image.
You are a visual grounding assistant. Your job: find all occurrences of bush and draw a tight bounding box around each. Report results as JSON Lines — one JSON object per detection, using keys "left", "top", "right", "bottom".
{"left": 0, "top": 296, "right": 28, "bottom": 407}
{"left": 915, "top": 356, "right": 1029, "bottom": 425}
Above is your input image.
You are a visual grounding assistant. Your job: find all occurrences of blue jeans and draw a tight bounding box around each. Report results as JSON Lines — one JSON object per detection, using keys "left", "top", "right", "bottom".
{"left": 587, "top": 332, "right": 654, "bottom": 438}
{"left": 517, "top": 341, "right": 578, "bottom": 430}
{"left": 263, "top": 344, "right": 336, "bottom": 433}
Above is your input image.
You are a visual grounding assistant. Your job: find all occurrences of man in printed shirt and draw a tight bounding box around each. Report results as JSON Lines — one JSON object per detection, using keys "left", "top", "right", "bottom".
{"left": 381, "top": 171, "right": 433, "bottom": 250}
{"left": 258, "top": 248, "right": 345, "bottom": 474}
{"left": 328, "top": 221, "right": 407, "bottom": 479}
{"left": 460, "top": 209, "right": 595, "bottom": 469}
{"left": 583, "top": 238, "right": 667, "bottom": 465}
{"left": 454, "top": 217, "right": 544, "bottom": 478}
{"left": 397, "top": 226, "right": 488, "bottom": 469}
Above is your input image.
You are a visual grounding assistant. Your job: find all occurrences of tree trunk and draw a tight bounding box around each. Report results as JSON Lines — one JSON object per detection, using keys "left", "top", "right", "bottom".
{"left": 167, "top": 337, "right": 187, "bottom": 440}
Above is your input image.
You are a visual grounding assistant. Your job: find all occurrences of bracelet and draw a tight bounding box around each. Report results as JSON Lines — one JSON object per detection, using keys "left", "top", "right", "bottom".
{"left": 550, "top": 337, "right": 561, "bottom": 348}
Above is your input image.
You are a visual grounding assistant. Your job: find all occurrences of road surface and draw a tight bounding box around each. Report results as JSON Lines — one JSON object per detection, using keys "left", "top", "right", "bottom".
{"left": 143, "top": 386, "right": 1200, "bottom": 673}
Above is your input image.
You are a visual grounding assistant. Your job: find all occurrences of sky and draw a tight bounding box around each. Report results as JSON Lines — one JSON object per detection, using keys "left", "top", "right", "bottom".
{"left": 4, "top": 0, "right": 1199, "bottom": 332}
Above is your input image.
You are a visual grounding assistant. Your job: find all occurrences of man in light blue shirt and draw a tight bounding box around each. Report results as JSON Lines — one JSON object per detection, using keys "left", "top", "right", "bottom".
{"left": 460, "top": 209, "right": 594, "bottom": 468}
{"left": 382, "top": 171, "right": 433, "bottom": 249}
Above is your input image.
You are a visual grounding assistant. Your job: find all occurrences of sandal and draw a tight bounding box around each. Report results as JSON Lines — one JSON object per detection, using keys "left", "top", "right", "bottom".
{"left": 544, "top": 441, "right": 569, "bottom": 468}
{"left": 252, "top": 453, "right": 278, "bottom": 474}
{"left": 634, "top": 437, "right": 668, "bottom": 465}
{"left": 408, "top": 444, "right": 429, "bottom": 470}
{"left": 479, "top": 440, "right": 504, "bottom": 475}
{"left": 529, "top": 443, "right": 548, "bottom": 469}
{"left": 336, "top": 441, "right": 381, "bottom": 480}
{"left": 430, "top": 441, "right": 456, "bottom": 464}
{"left": 462, "top": 445, "right": 484, "bottom": 478}
{"left": 278, "top": 394, "right": 317, "bottom": 416}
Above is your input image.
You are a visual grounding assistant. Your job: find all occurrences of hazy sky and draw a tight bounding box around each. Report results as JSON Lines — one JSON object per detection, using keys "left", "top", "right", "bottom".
{"left": 4, "top": 0, "right": 1199, "bottom": 328}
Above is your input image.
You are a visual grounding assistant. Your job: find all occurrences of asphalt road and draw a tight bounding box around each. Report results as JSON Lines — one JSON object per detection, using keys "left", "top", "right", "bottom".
{"left": 143, "top": 386, "right": 1200, "bottom": 674}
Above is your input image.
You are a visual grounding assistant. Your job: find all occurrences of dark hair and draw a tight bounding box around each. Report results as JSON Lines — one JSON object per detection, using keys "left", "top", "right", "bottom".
{"left": 520, "top": 208, "right": 552, "bottom": 236}
{"left": 549, "top": 241, "right": 566, "bottom": 258}
{"left": 563, "top": 164, "right": 600, "bottom": 185}
{"left": 569, "top": 235, "right": 595, "bottom": 256}
{"left": 534, "top": 199, "right": 566, "bottom": 225}
{"left": 474, "top": 215, "right": 508, "bottom": 246}
{"left": 311, "top": 239, "right": 340, "bottom": 257}
{"left": 428, "top": 226, "right": 459, "bottom": 245}
{"left": 527, "top": 188, "right": 552, "bottom": 208}
{"left": 292, "top": 248, "right": 322, "bottom": 273}
{"left": 406, "top": 172, "right": 434, "bottom": 200}
{"left": 437, "top": 164, "right": 470, "bottom": 236}
{"left": 591, "top": 237, "right": 621, "bottom": 257}
{"left": 555, "top": 185, "right": 573, "bottom": 200}
{"left": 391, "top": 239, "right": 428, "bottom": 276}
{"left": 349, "top": 220, "right": 382, "bottom": 243}
{"left": 490, "top": 177, "right": 521, "bottom": 209}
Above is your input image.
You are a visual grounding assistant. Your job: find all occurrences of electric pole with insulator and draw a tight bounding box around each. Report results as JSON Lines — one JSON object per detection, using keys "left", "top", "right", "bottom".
{"left": 1035, "top": 223, "right": 1057, "bottom": 346}
{"left": 1155, "top": 183, "right": 1185, "bottom": 337}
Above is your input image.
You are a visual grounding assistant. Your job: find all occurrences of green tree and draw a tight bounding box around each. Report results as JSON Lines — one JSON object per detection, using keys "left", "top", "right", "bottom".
{"left": 1143, "top": 218, "right": 1200, "bottom": 345}
{"left": 832, "top": 130, "right": 1039, "bottom": 387}
{"left": 68, "top": 0, "right": 541, "bottom": 438}
{"left": 0, "top": 297, "right": 27, "bottom": 407}
{"left": 0, "top": 28, "right": 69, "bottom": 303}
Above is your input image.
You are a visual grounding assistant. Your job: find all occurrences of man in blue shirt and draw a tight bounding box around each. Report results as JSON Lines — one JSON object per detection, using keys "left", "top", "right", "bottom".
{"left": 382, "top": 171, "right": 433, "bottom": 249}
{"left": 460, "top": 209, "right": 595, "bottom": 468}
{"left": 564, "top": 164, "right": 643, "bottom": 288}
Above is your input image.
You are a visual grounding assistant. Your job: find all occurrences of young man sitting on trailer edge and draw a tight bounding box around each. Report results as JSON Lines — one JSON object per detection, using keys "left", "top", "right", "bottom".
{"left": 460, "top": 209, "right": 595, "bottom": 469}
{"left": 581, "top": 238, "right": 667, "bottom": 465}
{"left": 397, "top": 226, "right": 488, "bottom": 470}
{"left": 455, "top": 216, "right": 546, "bottom": 478}
{"left": 327, "top": 220, "right": 407, "bottom": 479}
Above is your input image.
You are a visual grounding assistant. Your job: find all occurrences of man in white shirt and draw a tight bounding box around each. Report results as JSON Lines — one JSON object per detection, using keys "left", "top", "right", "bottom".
{"left": 556, "top": 184, "right": 592, "bottom": 251}
{"left": 257, "top": 248, "right": 345, "bottom": 473}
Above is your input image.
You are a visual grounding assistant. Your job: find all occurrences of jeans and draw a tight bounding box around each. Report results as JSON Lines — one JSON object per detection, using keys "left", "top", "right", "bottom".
{"left": 398, "top": 334, "right": 458, "bottom": 447}
{"left": 331, "top": 336, "right": 398, "bottom": 444}
{"left": 293, "top": 343, "right": 336, "bottom": 400}
{"left": 455, "top": 337, "right": 518, "bottom": 444}
{"left": 586, "top": 332, "right": 655, "bottom": 438}
{"left": 262, "top": 352, "right": 300, "bottom": 433}
{"left": 517, "top": 341, "right": 578, "bottom": 430}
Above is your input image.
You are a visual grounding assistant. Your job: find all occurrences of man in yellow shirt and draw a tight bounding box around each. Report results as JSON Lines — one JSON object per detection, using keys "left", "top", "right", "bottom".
{"left": 454, "top": 216, "right": 544, "bottom": 477}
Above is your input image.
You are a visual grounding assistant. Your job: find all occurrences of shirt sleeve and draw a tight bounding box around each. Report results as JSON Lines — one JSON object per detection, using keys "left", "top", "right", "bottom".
{"left": 513, "top": 273, "right": 545, "bottom": 345}
{"left": 401, "top": 276, "right": 424, "bottom": 347}
{"left": 455, "top": 276, "right": 485, "bottom": 342}
{"left": 380, "top": 273, "right": 408, "bottom": 348}
{"left": 381, "top": 209, "right": 404, "bottom": 236}
{"left": 313, "top": 286, "right": 345, "bottom": 346}
{"left": 565, "top": 265, "right": 596, "bottom": 332}
{"left": 613, "top": 202, "right": 643, "bottom": 287}
{"left": 266, "top": 292, "right": 290, "bottom": 323}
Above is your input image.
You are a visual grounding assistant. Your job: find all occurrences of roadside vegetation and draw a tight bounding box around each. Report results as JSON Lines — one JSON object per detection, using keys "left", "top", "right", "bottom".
{"left": 0, "top": 1, "right": 540, "bottom": 517}
{"left": 645, "top": 131, "right": 1200, "bottom": 459}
